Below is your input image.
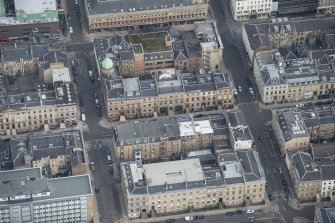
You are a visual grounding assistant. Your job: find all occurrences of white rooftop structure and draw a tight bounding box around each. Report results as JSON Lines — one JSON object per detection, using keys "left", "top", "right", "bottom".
{"left": 14, "top": 0, "right": 57, "bottom": 14}
{"left": 223, "top": 162, "right": 243, "bottom": 179}
{"left": 143, "top": 159, "right": 204, "bottom": 186}
{"left": 52, "top": 68, "right": 71, "bottom": 84}
{"left": 178, "top": 118, "right": 214, "bottom": 137}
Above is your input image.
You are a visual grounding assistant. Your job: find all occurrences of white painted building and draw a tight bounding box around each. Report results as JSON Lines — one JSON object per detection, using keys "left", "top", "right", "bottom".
{"left": 230, "top": 0, "right": 273, "bottom": 21}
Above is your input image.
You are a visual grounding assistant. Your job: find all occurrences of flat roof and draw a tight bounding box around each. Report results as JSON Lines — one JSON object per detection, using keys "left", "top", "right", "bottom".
{"left": 129, "top": 32, "right": 171, "bottom": 53}
{"left": 143, "top": 159, "right": 204, "bottom": 186}
{"left": 14, "top": 0, "right": 57, "bottom": 14}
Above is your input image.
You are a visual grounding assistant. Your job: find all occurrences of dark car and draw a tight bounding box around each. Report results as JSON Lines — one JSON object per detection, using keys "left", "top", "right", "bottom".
{"left": 268, "top": 194, "right": 273, "bottom": 201}
{"left": 282, "top": 179, "right": 287, "bottom": 186}
{"left": 166, "top": 219, "right": 176, "bottom": 223}
{"left": 225, "top": 212, "right": 234, "bottom": 216}
{"left": 324, "top": 100, "right": 333, "bottom": 105}
{"left": 259, "top": 134, "right": 264, "bottom": 141}
{"left": 97, "top": 109, "right": 102, "bottom": 117}
{"left": 90, "top": 76, "right": 95, "bottom": 83}
{"left": 92, "top": 92, "right": 98, "bottom": 99}
{"left": 246, "top": 77, "right": 252, "bottom": 87}
{"left": 105, "top": 149, "right": 111, "bottom": 155}
{"left": 96, "top": 104, "right": 101, "bottom": 110}
{"left": 109, "top": 167, "right": 114, "bottom": 175}
{"left": 94, "top": 187, "right": 100, "bottom": 193}
{"left": 195, "top": 215, "right": 205, "bottom": 220}
{"left": 235, "top": 210, "right": 244, "bottom": 215}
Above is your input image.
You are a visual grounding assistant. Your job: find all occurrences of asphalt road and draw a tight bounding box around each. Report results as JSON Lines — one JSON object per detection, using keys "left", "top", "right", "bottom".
{"left": 88, "top": 141, "right": 124, "bottom": 223}
{"left": 65, "top": 0, "right": 85, "bottom": 42}
{"left": 153, "top": 211, "right": 285, "bottom": 223}
{"left": 210, "top": 1, "right": 315, "bottom": 222}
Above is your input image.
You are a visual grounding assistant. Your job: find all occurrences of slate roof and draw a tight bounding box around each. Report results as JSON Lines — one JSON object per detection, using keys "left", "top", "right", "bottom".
{"left": 289, "top": 151, "right": 321, "bottom": 181}
{"left": 273, "top": 109, "right": 309, "bottom": 143}
{"left": 10, "top": 131, "right": 84, "bottom": 169}
{"left": 315, "top": 205, "right": 335, "bottom": 223}
{"left": 85, "top": 0, "right": 199, "bottom": 16}
{"left": 244, "top": 16, "right": 335, "bottom": 51}
{"left": 114, "top": 118, "right": 180, "bottom": 146}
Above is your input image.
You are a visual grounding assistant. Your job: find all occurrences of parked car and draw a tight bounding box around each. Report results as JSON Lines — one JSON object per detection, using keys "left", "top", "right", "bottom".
{"left": 225, "top": 212, "right": 234, "bottom": 216}
{"left": 238, "top": 86, "right": 242, "bottom": 92}
{"left": 279, "top": 166, "right": 282, "bottom": 173}
{"left": 296, "top": 103, "right": 304, "bottom": 108}
{"left": 97, "top": 109, "right": 102, "bottom": 117}
{"left": 184, "top": 216, "right": 193, "bottom": 221}
{"left": 90, "top": 76, "right": 95, "bottom": 83}
{"left": 235, "top": 210, "right": 244, "bottom": 215}
{"left": 259, "top": 134, "right": 264, "bottom": 141}
{"left": 88, "top": 70, "right": 93, "bottom": 77}
{"left": 268, "top": 194, "right": 273, "bottom": 202}
{"left": 92, "top": 92, "right": 98, "bottom": 99}
{"left": 246, "top": 77, "right": 252, "bottom": 87}
{"left": 166, "top": 219, "right": 176, "bottom": 223}
{"left": 195, "top": 215, "right": 205, "bottom": 220}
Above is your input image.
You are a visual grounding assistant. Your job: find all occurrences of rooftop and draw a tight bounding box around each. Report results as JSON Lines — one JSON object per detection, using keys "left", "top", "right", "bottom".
{"left": 289, "top": 151, "right": 321, "bottom": 181}
{"left": 315, "top": 205, "right": 335, "bottom": 223}
{"left": 273, "top": 108, "right": 309, "bottom": 142}
{"left": 244, "top": 16, "right": 335, "bottom": 50}
{"left": 129, "top": 32, "right": 171, "bottom": 53}
{"left": 178, "top": 116, "right": 214, "bottom": 137}
{"left": 14, "top": 0, "right": 57, "bottom": 15}
{"left": 10, "top": 130, "right": 84, "bottom": 169}
{"left": 85, "top": 0, "right": 205, "bottom": 16}
{"left": 114, "top": 119, "right": 180, "bottom": 146}
{"left": 144, "top": 159, "right": 204, "bottom": 186}
{"left": 122, "top": 149, "right": 265, "bottom": 195}
{"left": 0, "top": 82, "right": 76, "bottom": 111}
{"left": 0, "top": 168, "right": 91, "bottom": 205}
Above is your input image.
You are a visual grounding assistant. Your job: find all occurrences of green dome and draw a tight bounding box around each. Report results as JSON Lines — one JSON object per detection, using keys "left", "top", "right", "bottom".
{"left": 101, "top": 57, "right": 114, "bottom": 69}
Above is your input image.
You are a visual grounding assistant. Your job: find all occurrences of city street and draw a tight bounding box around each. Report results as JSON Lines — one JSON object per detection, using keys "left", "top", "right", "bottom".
{"left": 152, "top": 211, "right": 286, "bottom": 223}
{"left": 60, "top": 1, "right": 318, "bottom": 222}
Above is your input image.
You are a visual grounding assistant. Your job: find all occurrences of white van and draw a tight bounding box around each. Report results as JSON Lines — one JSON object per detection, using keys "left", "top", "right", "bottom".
{"left": 81, "top": 114, "right": 86, "bottom": 121}
{"left": 107, "top": 155, "right": 111, "bottom": 161}
{"left": 185, "top": 216, "right": 193, "bottom": 221}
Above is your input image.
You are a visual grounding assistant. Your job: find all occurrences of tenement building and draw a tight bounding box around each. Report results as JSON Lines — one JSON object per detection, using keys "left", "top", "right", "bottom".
{"left": 0, "top": 81, "right": 77, "bottom": 136}
{"left": 272, "top": 108, "right": 310, "bottom": 155}
{"left": 0, "top": 168, "right": 93, "bottom": 223}
{"left": 103, "top": 69, "right": 234, "bottom": 121}
{"left": 230, "top": 0, "right": 273, "bottom": 21}
{"left": 0, "top": 39, "right": 66, "bottom": 76}
{"left": 113, "top": 115, "right": 214, "bottom": 161}
{"left": 272, "top": 0, "right": 318, "bottom": 15}
{"left": 84, "top": 0, "right": 209, "bottom": 31}
{"left": 10, "top": 130, "right": 86, "bottom": 177}
{"left": 253, "top": 48, "right": 335, "bottom": 104}
{"left": 121, "top": 150, "right": 266, "bottom": 218}
{"left": 272, "top": 105, "right": 335, "bottom": 154}
{"left": 94, "top": 21, "right": 223, "bottom": 77}
{"left": 286, "top": 150, "right": 335, "bottom": 202}
{"left": 225, "top": 110, "right": 254, "bottom": 150}
{"left": 242, "top": 16, "right": 335, "bottom": 63}
{"left": 0, "top": 0, "right": 60, "bottom": 39}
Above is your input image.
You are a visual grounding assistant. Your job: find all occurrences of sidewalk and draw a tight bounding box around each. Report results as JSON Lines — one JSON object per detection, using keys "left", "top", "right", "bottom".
{"left": 257, "top": 97, "right": 334, "bottom": 110}
{"left": 130, "top": 204, "right": 268, "bottom": 223}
